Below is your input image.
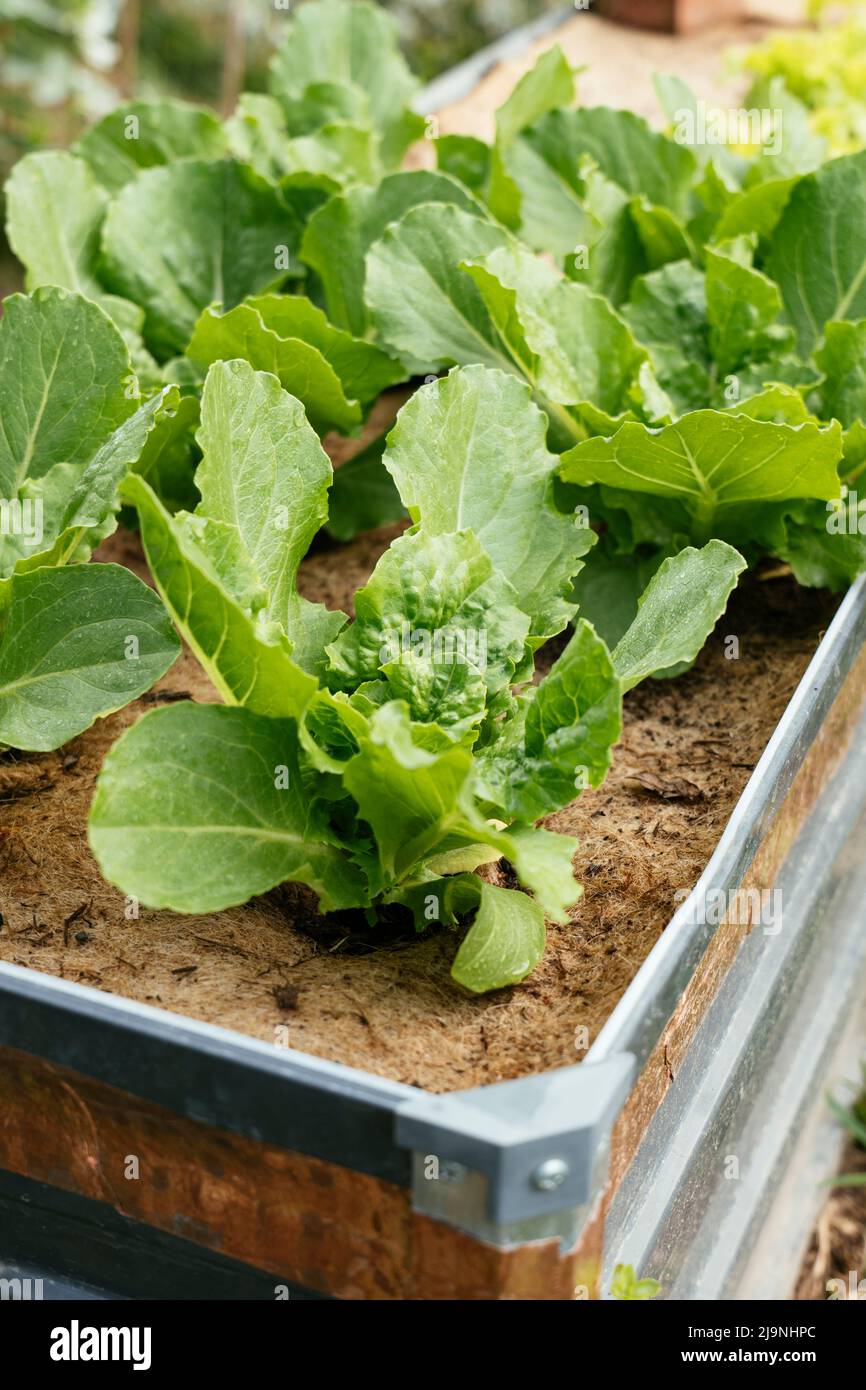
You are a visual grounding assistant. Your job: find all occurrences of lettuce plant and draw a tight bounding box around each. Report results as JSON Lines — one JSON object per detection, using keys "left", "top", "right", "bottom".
{"left": 88, "top": 360, "right": 743, "bottom": 991}
{"left": 736, "top": 9, "right": 866, "bottom": 156}
{"left": 7, "top": 2, "right": 866, "bottom": 986}
{"left": 0, "top": 287, "right": 179, "bottom": 751}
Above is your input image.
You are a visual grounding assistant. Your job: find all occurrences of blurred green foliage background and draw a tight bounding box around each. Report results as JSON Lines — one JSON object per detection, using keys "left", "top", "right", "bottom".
{"left": 0, "top": 0, "right": 561, "bottom": 289}
{"left": 0, "top": 0, "right": 561, "bottom": 170}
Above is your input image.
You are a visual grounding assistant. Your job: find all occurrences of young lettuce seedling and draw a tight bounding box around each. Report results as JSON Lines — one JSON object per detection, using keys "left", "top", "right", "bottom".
{"left": 89, "top": 361, "right": 743, "bottom": 991}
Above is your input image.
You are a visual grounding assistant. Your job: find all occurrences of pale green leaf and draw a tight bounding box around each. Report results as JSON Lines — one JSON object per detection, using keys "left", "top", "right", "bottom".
{"left": 384, "top": 365, "right": 594, "bottom": 640}
{"left": 301, "top": 169, "right": 487, "bottom": 337}
{"left": 129, "top": 392, "right": 200, "bottom": 514}
{"left": 769, "top": 149, "right": 866, "bottom": 356}
{"left": 365, "top": 201, "right": 511, "bottom": 376}
{"left": 100, "top": 159, "right": 297, "bottom": 356}
{"left": 0, "top": 287, "right": 133, "bottom": 501}
{"left": 19, "top": 385, "right": 184, "bottom": 574}
{"left": 522, "top": 106, "right": 696, "bottom": 212}
{"left": 622, "top": 260, "right": 711, "bottom": 414}
{"left": 435, "top": 134, "right": 491, "bottom": 197}
{"left": 613, "top": 541, "right": 747, "bottom": 691}
{"left": 326, "top": 527, "right": 530, "bottom": 699}
{"left": 814, "top": 319, "right": 866, "bottom": 428}
{"left": 188, "top": 302, "right": 360, "bottom": 436}
{"left": 278, "top": 123, "right": 382, "bottom": 190}
{"left": 342, "top": 700, "right": 474, "bottom": 881}
{"left": 487, "top": 45, "right": 576, "bottom": 228}
{"left": 499, "top": 822, "right": 581, "bottom": 925}
{"left": 451, "top": 881, "right": 546, "bottom": 993}
{"left": 193, "top": 359, "right": 346, "bottom": 666}
{"left": 4, "top": 150, "right": 107, "bottom": 296}
{"left": 268, "top": 0, "right": 423, "bottom": 169}
{"left": 462, "top": 240, "right": 662, "bottom": 437}
{"left": 476, "top": 619, "right": 622, "bottom": 821}
{"left": 122, "top": 473, "right": 319, "bottom": 719}
{"left": 89, "top": 701, "right": 367, "bottom": 912}
{"left": 705, "top": 236, "right": 791, "bottom": 375}
{"left": 75, "top": 99, "right": 228, "bottom": 193}
{"left": 188, "top": 293, "right": 403, "bottom": 432}
{"left": 561, "top": 410, "right": 843, "bottom": 540}
{"left": 0, "top": 563, "right": 179, "bottom": 751}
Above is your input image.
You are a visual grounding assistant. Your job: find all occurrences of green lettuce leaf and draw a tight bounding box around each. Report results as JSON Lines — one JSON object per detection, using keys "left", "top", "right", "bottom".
{"left": 368, "top": 205, "right": 667, "bottom": 440}
{"left": 560, "top": 410, "right": 843, "bottom": 543}
{"left": 622, "top": 259, "right": 711, "bottom": 413}
{"left": 705, "top": 235, "right": 792, "bottom": 375}
{"left": 383, "top": 364, "right": 594, "bottom": 641}
{"left": 278, "top": 123, "right": 382, "bottom": 190}
{"left": 778, "top": 493, "right": 866, "bottom": 590}
{"left": 450, "top": 881, "right": 547, "bottom": 993}
{"left": 612, "top": 541, "right": 747, "bottom": 691}
{"left": 814, "top": 319, "right": 866, "bottom": 428}
{"left": 4, "top": 150, "right": 107, "bottom": 298}
{"left": 89, "top": 700, "right": 367, "bottom": 912}
{"left": 508, "top": 104, "right": 695, "bottom": 261}
{"left": 462, "top": 239, "right": 668, "bottom": 438}
{"left": 476, "top": 618, "right": 622, "bottom": 821}
{"left": 436, "top": 134, "right": 492, "bottom": 197}
{"left": 563, "top": 159, "right": 648, "bottom": 305}
{"left": 325, "top": 527, "right": 530, "bottom": 702}
{"left": 0, "top": 287, "right": 133, "bottom": 506}
{"left": 529, "top": 107, "right": 696, "bottom": 210}
{"left": 75, "top": 99, "right": 228, "bottom": 192}
{"left": 122, "top": 473, "right": 319, "bottom": 720}
{"left": 268, "top": 0, "right": 424, "bottom": 169}
{"left": 713, "top": 176, "right": 797, "bottom": 244}
{"left": 188, "top": 293, "right": 403, "bottom": 434}
{"left": 226, "top": 92, "right": 378, "bottom": 195}
{"left": 365, "top": 201, "right": 512, "bottom": 375}
{"left": 193, "top": 358, "right": 345, "bottom": 667}
{"left": 568, "top": 543, "right": 667, "bottom": 650}
{"left": 301, "top": 169, "right": 487, "bottom": 337}
{"left": 0, "top": 287, "right": 180, "bottom": 582}
{"left": 99, "top": 159, "right": 297, "bottom": 356}
{"left": 0, "top": 563, "right": 179, "bottom": 751}
{"left": 128, "top": 393, "right": 200, "bottom": 515}
{"left": 342, "top": 699, "right": 476, "bottom": 881}
{"left": 769, "top": 149, "right": 866, "bottom": 356}
{"left": 486, "top": 44, "right": 576, "bottom": 232}
{"left": 20, "top": 386, "right": 183, "bottom": 576}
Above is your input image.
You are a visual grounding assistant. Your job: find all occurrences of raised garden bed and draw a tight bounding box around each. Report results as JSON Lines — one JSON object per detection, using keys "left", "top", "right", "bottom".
{"left": 3, "top": 0, "right": 866, "bottom": 1300}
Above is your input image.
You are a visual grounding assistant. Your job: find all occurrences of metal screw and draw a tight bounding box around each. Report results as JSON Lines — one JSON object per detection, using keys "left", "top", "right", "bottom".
{"left": 531, "top": 1158, "right": 569, "bottom": 1191}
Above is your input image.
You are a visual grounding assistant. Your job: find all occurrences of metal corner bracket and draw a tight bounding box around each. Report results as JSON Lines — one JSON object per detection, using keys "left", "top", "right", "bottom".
{"left": 395, "top": 1054, "right": 634, "bottom": 1247}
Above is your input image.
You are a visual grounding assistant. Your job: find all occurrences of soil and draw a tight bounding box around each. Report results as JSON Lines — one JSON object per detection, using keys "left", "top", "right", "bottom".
{"left": 0, "top": 521, "right": 836, "bottom": 1091}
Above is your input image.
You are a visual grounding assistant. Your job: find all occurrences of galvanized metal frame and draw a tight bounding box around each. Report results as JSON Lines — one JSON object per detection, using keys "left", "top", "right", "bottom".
{"left": 596, "top": 583, "right": 866, "bottom": 1297}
